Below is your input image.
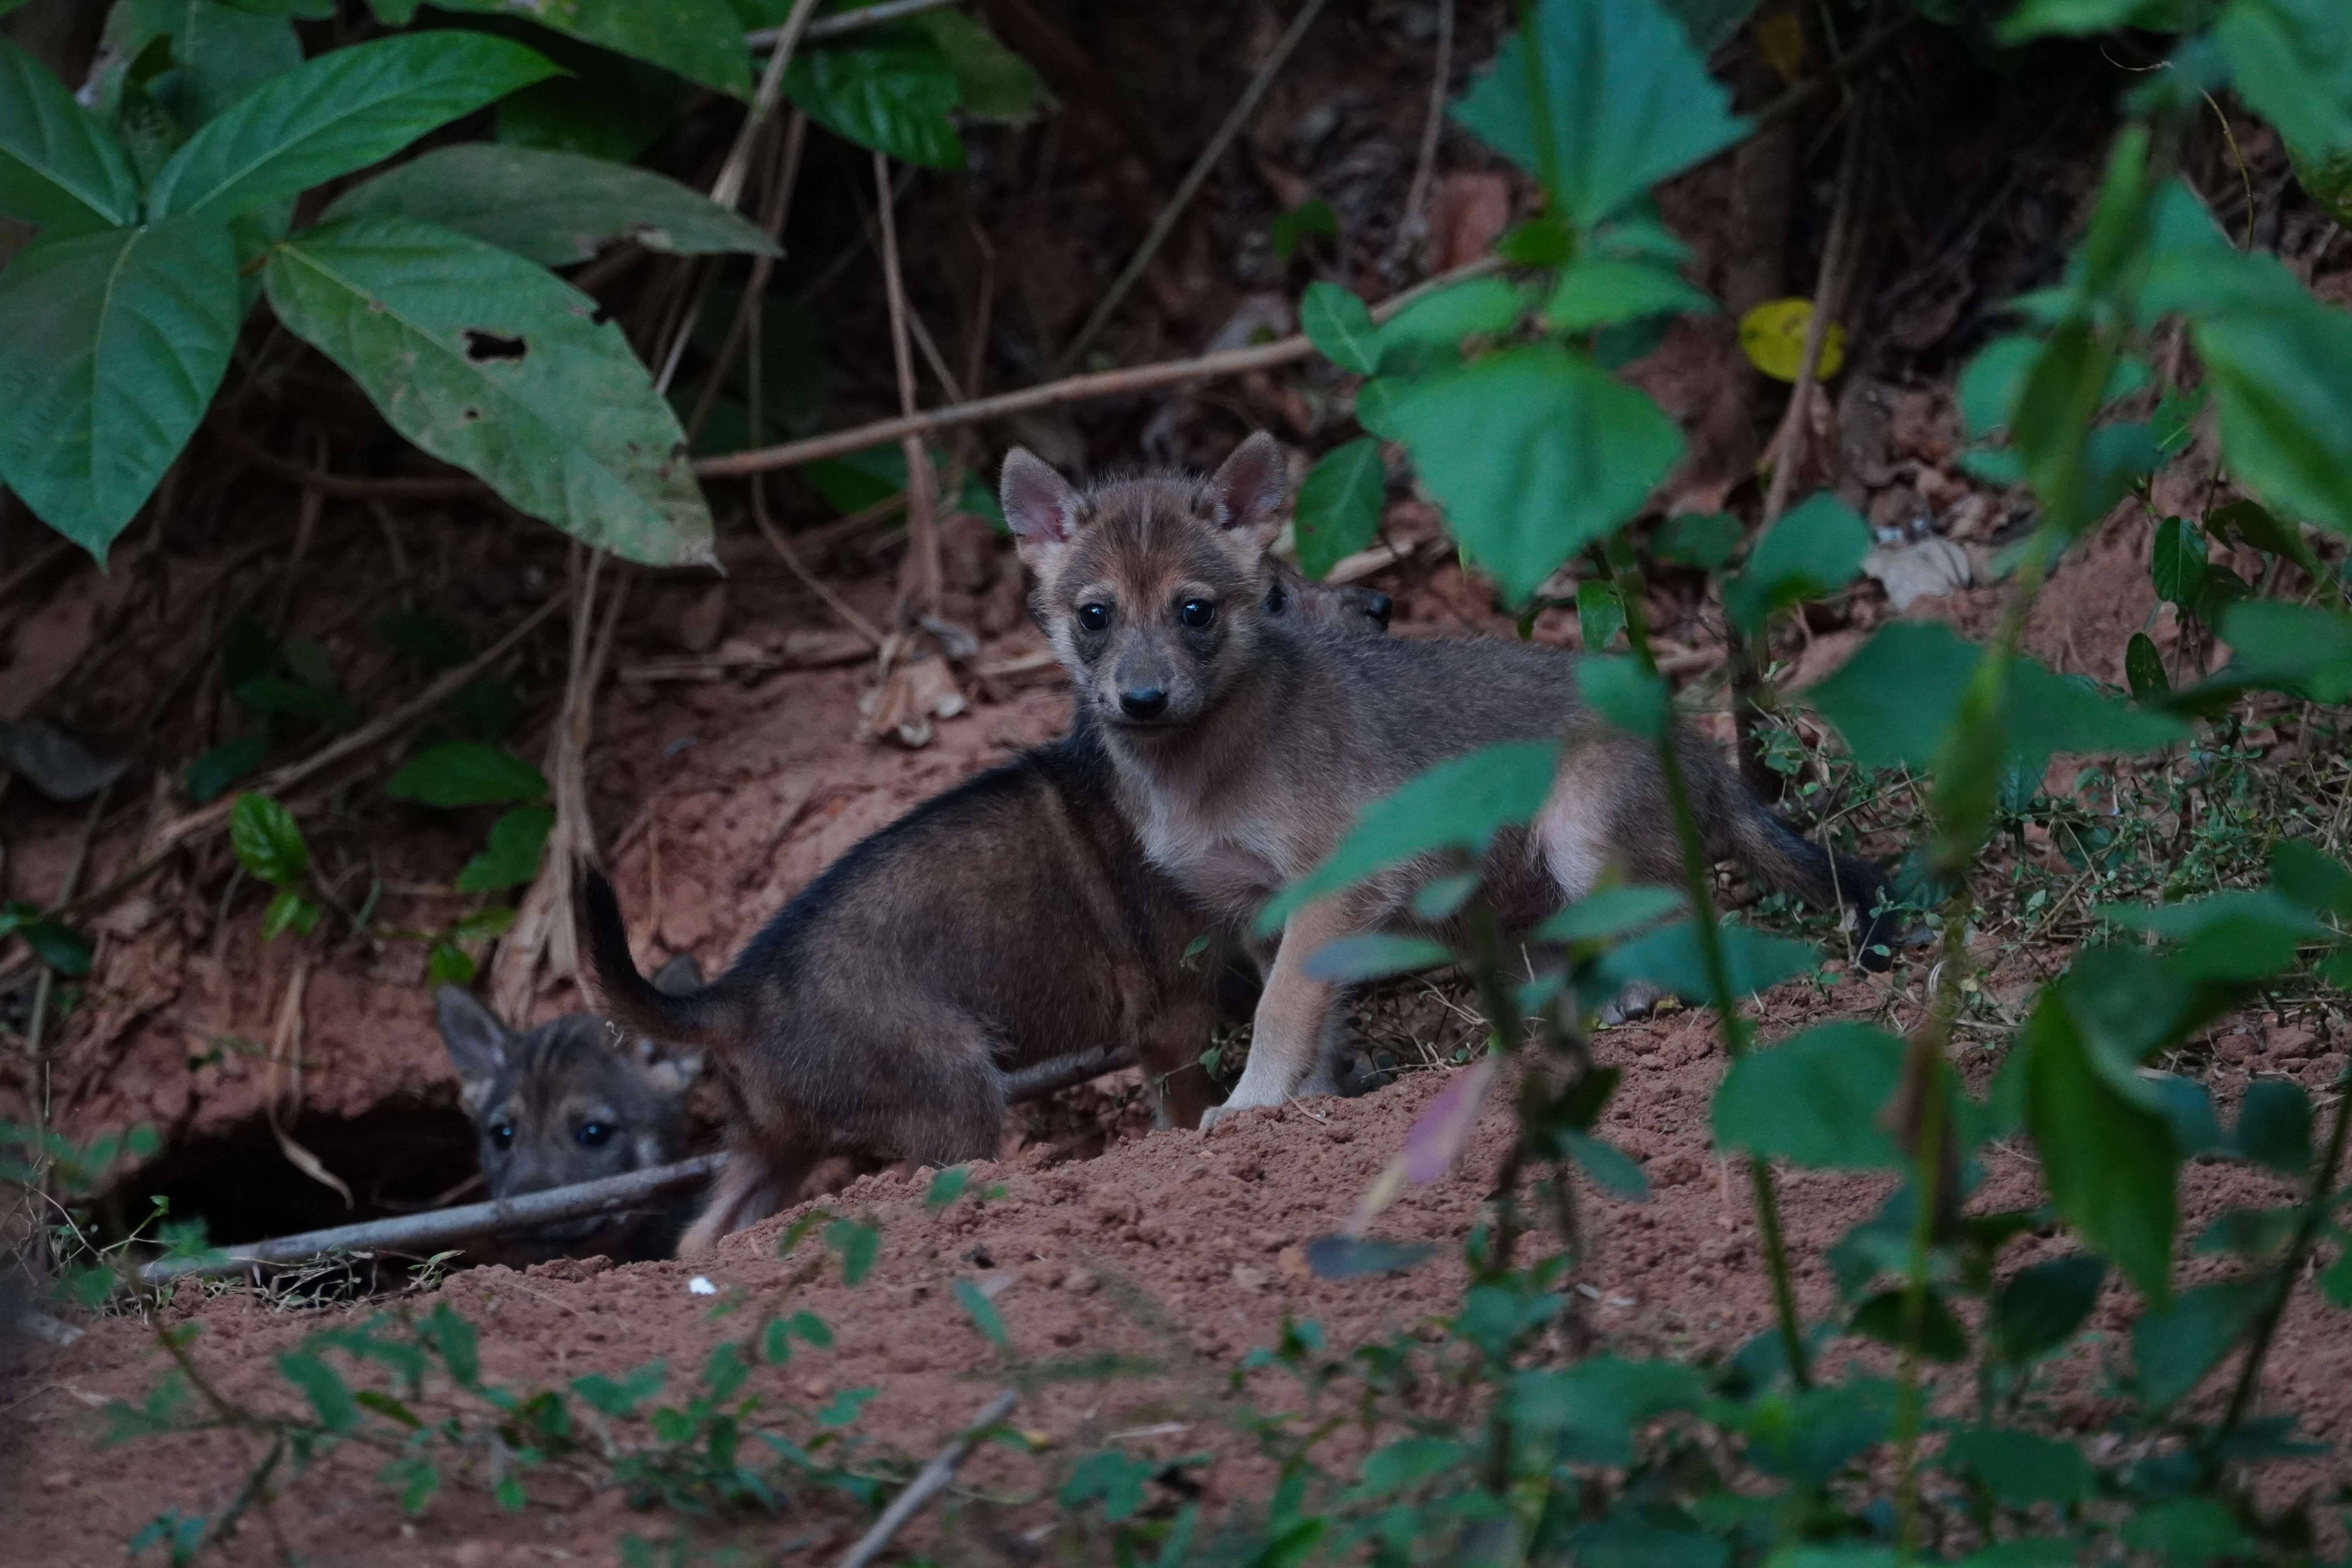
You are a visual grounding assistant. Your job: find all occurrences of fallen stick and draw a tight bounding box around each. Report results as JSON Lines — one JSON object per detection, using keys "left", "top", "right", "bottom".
{"left": 1004, "top": 1045, "right": 1136, "bottom": 1102}
{"left": 693, "top": 256, "right": 1502, "bottom": 480}
{"left": 136, "top": 1153, "right": 729, "bottom": 1285}
{"left": 835, "top": 1388, "right": 1020, "bottom": 1568}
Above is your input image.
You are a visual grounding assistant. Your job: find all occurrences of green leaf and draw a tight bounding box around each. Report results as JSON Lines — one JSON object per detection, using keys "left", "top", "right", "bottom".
{"left": 455, "top": 804, "right": 555, "bottom": 894}
{"left": 1561, "top": 1131, "right": 1649, "bottom": 1199}
{"left": 0, "top": 902, "right": 94, "bottom": 976}
{"left": 387, "top": 741, "right": 548, "bottom": 808}
{"left": 919, "top": 9, "right": 1049, "bottom": 123}
{"left": 1594, "top": 916, "right": 1817, "bottom": 1006}
{"left": 923, "top": 1166, "right": 971, "bottom": 1210}
{"left": 1304, "top": 1235, "right": 1438, "bottom": 1278}
{"left": 1256, "top": 740, "right": 1561, "bottom": 934}
{"left": 185, "top": 732, "right": 270, "bottom": 805}
{"left": 824, "top": 1217, "right": 880, "bottom": 1286}
{"left": 2098, "top": 889, "right": 2330, "bottom": 981}
{"left": 2213, "top": 0, "right": 2352, "bottom": 165}
{"left": 1301, "top": 934, "right": 1452, "bottom": 984}
{"left": 2019, "top": 993, "right": 2177, "bottom": 1300}
{"left": 1939, "top": 1427, "right": 2096, "bottom": 1506}
{"left": 420, "top": 0, "right": 751, "bottom": 98}
{"left": 149, "top": 32, "right": 558, "bottom": 221}
{"left": 265, "top": 217, "right": 715, "bottom": 568}
{"left": 1576, "top": 654, "right": 1670, "bottom": 740}
{"left": 951, "top": 1276, "right": 1009, "bottom": 1350}
{"left": 815, "top": 1386, "right": 875, "bottom": 1427}
{"left": 2186, "top": 256, "right": 2352, "bottom": 539}
{"left": 0, "top": 219, "right": 242, "bottom": 561}
{"left": 324, "top": 145, "right": 779, "bottom": 268}
{"left": 229, "top": 792, "right": 308, "bottom": 886}
{"left": 1371, "top": 275, "right": 1524, "bottom": 372}
{"left": 1575, "top": 578, "right": 1624, "bottom": 653}
{"left": 1713, "top": 1023, "right": 1906, "bottom": 1171}
{"left": 1849, "top": 1287, "right": 1968, "bottom": 1362}
{"left": 1722, "top": 492, "right": 1868, "bottom": 636}
{"left": 1651, "top": 511, "right": 1742, "bottom": 572}
{"left": 426, "top": 943, "right": 474, "bottom": 986}
{"left": 1293, "top": 438, "right": 1385, "bottom": 580}
{"left": 2208, "top": 497, "right": 2325, "bottom": 579}
{"left": 1379, "top": 342, "right": 1684, "bottom": 606}
{"left": 1988, "top": 1254, "right": 2105, "bottom": 1364}
{"left": 2124, "top": 632, "right": 2169, "bottom": 701}
{"left": 99, "top": 0, "right": 304, "bottom": 131}
{"left": 233, "top": 673, "right": 359, "bottom": 729}
{"left": 786, "top": 36, "right": 963, "bottom": 169}
{"left": 1301, "top": 281, "right": 1381, "bottom": 374}
{"left": 1532, "top": 884, "right": 1682, "bottom": 944}
{"left": 1509, "top": 1356, "right": 1703, "bottom": 1466}
{"left": 1451, "top": 0, "right": 1749, "bottom": 230}
{"left": 2134, "top": 1274, "right": 2273, "bottom": 1409}
{"left": 2272, "top": 840, "right": 2352, "bottom": 920}
{"left": 260, "top": 887, "right": 319, "bottom": 940}
{"left": 1998, "top": 0, "right": 2189, "bottom": 42}
{"left": 1543, "top": 257, "right": 1714, "bottom": 331}
{"left": 2122, "top": 1497, "right": 2251, "bottom": 1564}
{"left": 0, "top": 37, "right": 139, "bottom": 232}
{"left": 1061, "top": 1448, "right": 1157, "bottom": 1521}
{"left": 2150, "top": 515, "right": 2208, "bottom": 608}
{"left": 276, "top": 1349, "right": 358, "bottom": 1431}
{"left": 2232, "top": 1079, "right": 2313, "bottom": 1176}
{"left": 2210, "top": 599, "right": 2352, "bottom": 703}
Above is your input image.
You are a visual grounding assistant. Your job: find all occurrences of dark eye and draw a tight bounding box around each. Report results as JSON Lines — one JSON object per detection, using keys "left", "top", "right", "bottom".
{"left": 1078, "top": 602, "right": 1112, "bottom": 632}
{"left": 575, "top": 1121, "right": 613, "bottom": 1148}
{"left": 487, "top": 1122, "right": 514, "bottom": 1151}
{"left": 1178, "top": 599, "right": 1215, "bottom": 629}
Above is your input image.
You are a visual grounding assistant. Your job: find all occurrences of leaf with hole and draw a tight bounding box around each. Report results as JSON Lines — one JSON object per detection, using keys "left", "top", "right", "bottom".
{"left": 387, "top": 741, "right": 548, "bottom": 809}
{"left": 455, "top": 805, "right": 555, "bottom": 894}
{"left": 325, "top": 145, "right": 780, "bottom": 268}
{"left": 1293, "top": 438, "right": 1385, "bottom": 580}
{"left": 1713, "top": 1023, "right": 1906, "bottom": 1171}
{"left": 1257, "top": 740, "right": 1560, "bottom": 934}
{"left": 0, "top": 36, "right": 140, "bottom": 232}
{"left": 786, "top": 34, "right": 963, "bottom": 169}
{"left": 1378, "top": 343, "right": 1682, "bottom": 605}
{"left": 148, "top": 32, "right": 557, "bottom": 221}
{"left": 266, "top": 218, "right": 715, "bottom": 568}
{"left": 0, "top": 218, "right": 242, "bottom": 562}
{"left": 1451, "top": 0, "right": 1748, "bottom": 229}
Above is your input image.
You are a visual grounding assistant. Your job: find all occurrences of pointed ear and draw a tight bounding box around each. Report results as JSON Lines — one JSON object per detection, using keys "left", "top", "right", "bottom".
{"left": 1000, "top": 447, "right": 1083, "bottom": 570}
{"left": 1205, "top": 432, "right": 1289, "bottom": 553}
{"left": 633, "top": 1034, "right": 704, "bottom": 1099}
{"left": 434, "top": 985, "right": 511, "bottom": 1111}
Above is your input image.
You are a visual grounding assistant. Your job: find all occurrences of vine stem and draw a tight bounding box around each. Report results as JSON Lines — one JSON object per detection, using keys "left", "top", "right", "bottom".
{"left": 2209, "top": 1057, "right": 2352, "bottom": 1472}
{"left": 1596, "top": 546, "right": 1811, "bottom": 1389}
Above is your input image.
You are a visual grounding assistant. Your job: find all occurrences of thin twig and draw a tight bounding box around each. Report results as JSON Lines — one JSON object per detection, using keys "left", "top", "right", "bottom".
{"left": 685, "top": 111, "right": 811, "bottom": 446}
{"left": 136, "top": 1154, "right": 731, "bottom": 1285}
{"left": 835, "top": 1390, "right": 1020, "bottom": 1568}
{"left": 752, "top": 484, "right": 887, "bottom": 647}
{"left": 1388, "top": 0, "right": 1455, "bottom": 272}
{"left": 1053, "top": 0, "right": 1332, "bottom": 370}
{"left": 714, "top": 0, "right": 822, "bottom": 214}
{"left": 748, "top": 0, "right": 961, "bottom": 49}
{"left": 875, "top": 149, "right": 942, "bottom": 622}
{"left": 697, "top": 255, "right": 1501, "bottom": 479}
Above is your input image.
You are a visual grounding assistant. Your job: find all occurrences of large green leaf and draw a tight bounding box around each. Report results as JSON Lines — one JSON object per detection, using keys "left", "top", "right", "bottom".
{"left": 147, "top": 32, "right": 559, "bottom": 221}
{"left": 1592, "top": 916, "right": 1817, "bottom": 1006}
{"left": 99, "top": 0, "right": 303, "bottom": 131}
{"left": 786, "top": 35, "right": 963, "bottom": 170}
{"left": 2210, "top": 600, "right": 2352, "bottom": 702}
{"left": 0, "top": 220, "right": 241, "bottom": 560}
{"left": 264, "top": 217, "right": 715, "bottom": 567}
{"left": 1713, "top": 1023, "right": 1906, "bottom": 1171}
{"left": 2214, "top": 0, "right": 2352, "bottom": 161}
{"left": 323, "top": 144, "right": 779, "bottom": 267}
{"left": 421, "top": 0, "right": 752, "bottom": 98}
{"left": 2195, "top": 292, "right": 2352, "bottom": 538}
{"left": 2132, "top": 1274, "right": 2273, "bottom": 1409}
{"left": 1378, "top": 343, "right": 1683, "bottom": 605}
{"left": 1256, "top": 740, "right": 1562, "bottom": 934}
{"left": 1721, "top": 490, "right": 1868, "bottom": 636}
{"left": 1450, "top": 0, "right": 1749, "bottom": 230}
{"left": 387, "top": 740, "right": 547, "bottom": 808}
{"left": 2019, "top": 993, "right": 2178, "bottom": 1300}
{"left": 1293, "top": 438, "right": 1386, "bottom": 581}
{"left": 0, "top": 37, "right": 140, "bottom": 231}
{"left": 920, "top": 9, "right": 1049, "bottom": 124}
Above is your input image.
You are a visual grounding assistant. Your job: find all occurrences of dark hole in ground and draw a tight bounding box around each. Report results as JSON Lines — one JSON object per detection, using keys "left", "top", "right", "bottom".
{"left": 114, "top": 1100, "right": 481, "bottom": 1253}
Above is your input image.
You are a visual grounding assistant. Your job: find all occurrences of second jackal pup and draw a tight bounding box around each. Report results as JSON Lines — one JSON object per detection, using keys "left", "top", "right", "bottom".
{"left": 999, "top": 432, "right": 1896, "bottom": 1123}
{"left": 574, "top": 570, "right": 1390, "bottom": 1252}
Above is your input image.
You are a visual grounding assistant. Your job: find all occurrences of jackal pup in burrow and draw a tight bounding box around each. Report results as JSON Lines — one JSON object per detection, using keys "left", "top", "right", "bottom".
{"left": 574, "top": 570, "right": 1391, "bottom": 1252}
{"left": 435, "top": 955, "right": 704, "bottom": 1263}
{"left": 999, "top": 432, "right": 1896, "bottom": 1123}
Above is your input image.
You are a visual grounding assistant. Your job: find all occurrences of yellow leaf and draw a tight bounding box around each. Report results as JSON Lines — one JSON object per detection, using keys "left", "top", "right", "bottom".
{"left": 1754, "top": 9, "right": 1806, "bottom": 86}
{"left": 1739, "top": 297, "right": 1846, "bottom": 383}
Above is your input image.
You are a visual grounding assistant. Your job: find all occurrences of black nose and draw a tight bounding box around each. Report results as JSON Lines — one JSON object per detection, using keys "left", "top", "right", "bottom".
{"left": 1120, "top": 687, "right": 1169, "bottom": 720}
{"left": 1367, "top": 592, "right": 1393, "bottom": 629}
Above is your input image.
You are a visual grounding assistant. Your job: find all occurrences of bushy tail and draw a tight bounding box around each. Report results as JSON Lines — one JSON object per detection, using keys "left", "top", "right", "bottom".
{"left": 573, "top": 866, "right": 748, "bottom": 1047}
{"left": 1680, "top": 740, "right": 1898, "bottom": 971}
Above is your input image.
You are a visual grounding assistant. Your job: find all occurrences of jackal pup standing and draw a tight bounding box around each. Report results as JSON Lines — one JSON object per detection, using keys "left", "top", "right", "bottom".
{"left": 574, "top": 569, "right": 1391, "bottom": 1252}
{"left": 999, "top": 432, "right": 1896, "bottom": 1123}
{"left": 435, "top": 956, "right": 704, "bottom": 1262}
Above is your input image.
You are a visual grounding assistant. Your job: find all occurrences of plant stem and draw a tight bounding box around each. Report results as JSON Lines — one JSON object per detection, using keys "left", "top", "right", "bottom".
{"left": 1597, "top": 545, "right": 1811, "bottom": 1388}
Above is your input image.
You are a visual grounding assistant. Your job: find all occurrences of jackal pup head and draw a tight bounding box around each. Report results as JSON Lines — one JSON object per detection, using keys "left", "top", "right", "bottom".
{"left": 1001, "top": 432, "right": 1289, "bottom": 731}
{"left": 435, "top": 965, "right": 702, "bottom": 1252}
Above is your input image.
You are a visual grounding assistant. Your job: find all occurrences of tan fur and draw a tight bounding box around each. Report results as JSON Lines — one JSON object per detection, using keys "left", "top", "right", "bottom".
{"left": 1000, "top": 434, "right": 1897, "bottom": 1122}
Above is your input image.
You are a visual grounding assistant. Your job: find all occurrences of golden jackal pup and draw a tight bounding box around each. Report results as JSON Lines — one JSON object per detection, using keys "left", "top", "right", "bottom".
{"left": 1000, "top": 432, "right": 1895, "bottom": 1123}
{"left": 574, "top": 570, "right": 1391, "bottom": 1252}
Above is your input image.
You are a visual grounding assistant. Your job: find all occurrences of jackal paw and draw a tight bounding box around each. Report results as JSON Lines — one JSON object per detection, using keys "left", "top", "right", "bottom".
{"left": 1200, "top": 1081, "right": 1289, "bottom": 1129}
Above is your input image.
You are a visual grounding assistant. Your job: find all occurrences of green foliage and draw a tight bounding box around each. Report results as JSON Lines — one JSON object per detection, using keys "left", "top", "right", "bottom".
{"left": 0, "top": 900, "right": 94, "bottom": 976}
{"left": 1293, "top": 438, "right": 1385, "bottom": 581}
{"left": 456, "top": 806, "right": 556, "bottom": 894}
{"left": 1721, "top": 492, "right": 1869, "bottom": 637}
{"left": 388, "top": 741, "right": 548, "bottom": 808}
{"left": 401, "top": 0, "right": 752, "bottom": 98}
{"left": 1713, "top": 1024, "right": 1907, "bottom": 1170}
{"left": 823, "top": 1216, "right": 880, "bottom": 1286}
{"left": 0, "top": 37, "right": 141, "bottom": 231}
{"left": 786, "top": 32, "right": 964, "bottom": 169}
